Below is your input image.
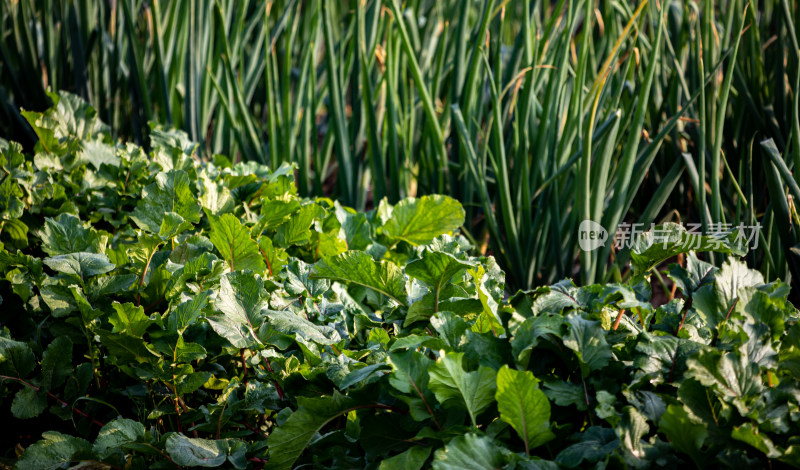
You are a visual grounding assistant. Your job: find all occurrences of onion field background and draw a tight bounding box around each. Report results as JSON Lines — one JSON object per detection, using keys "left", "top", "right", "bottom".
{"left": 3, "top": 0, "right": 800, "bottom": 291}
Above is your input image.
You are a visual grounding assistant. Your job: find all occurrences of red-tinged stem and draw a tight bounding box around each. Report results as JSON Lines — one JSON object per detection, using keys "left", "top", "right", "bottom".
{"left": 243, "top": 422, "right": 268, "bottom": 439}
{"left": 0, "top": 375, "right": 105, "bottom": 427}
{"left": 405, "top": 373, "right": 442, "bottom": 430}
{"left": 176, "top": 396, "right": 198, "bottom": 438}
{"left": 668, "top": 346, "right": 679, "bottom": 384}
{"left": 612, "top": 309, "right": 626, "bottom": 330}
{"left": 248, "top": 457, "right": 267, "bottom": 470}
{"left": 216, "top": 402, "right": 228, "bottom": 440}
{"left": 724, "top": 298, "right": 739, "bottom": 322}
{"left": 168, "top": 380, "right": 183, "bottom": 433}
{"left": 261, "top": 357, "right": 286, "bottom": 400}
{"left": 143, "top": 297, "right": 165, "bottom": 313}
{"left": 259, "top": 247, "right": 274, "bottom": 277}
{"left": 675, "top": 297, "right": 693, "bottom": 336}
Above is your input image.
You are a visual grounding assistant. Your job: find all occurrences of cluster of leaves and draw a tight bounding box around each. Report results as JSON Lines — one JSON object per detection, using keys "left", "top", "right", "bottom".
{"left": 2, "top": 93, "right": 800, "bottom": 469}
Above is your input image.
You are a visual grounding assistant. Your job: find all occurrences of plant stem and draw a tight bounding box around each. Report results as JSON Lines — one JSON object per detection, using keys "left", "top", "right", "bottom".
{"left": 261, "top": 356, "right": 286, "bottom": 400}
{"left": 0, "top": 375, "right": 105, "bottom": 427}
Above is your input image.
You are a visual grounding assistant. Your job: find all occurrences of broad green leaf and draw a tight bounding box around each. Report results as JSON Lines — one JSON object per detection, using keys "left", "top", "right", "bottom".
{"left": 15, "top": 431, "right": 92, "bottom": 470}
{"left": 430, "top": 311, "right": 468, "bottom": 349}
{"left": 149, "top": 125, "right": 197, "bottom": 156}
{"left": 169, "top": 290, "right": 211, "bottom": 332}
{"left": 406, "top": 250, "right": 474, "bottom": 287}
{"left": 0, "top": 168, "right": 24, "bottom": 220}
{"left": 542, "top": 380, "right": 588, "bottom": 411}
{"left": 562, "top": 314, "right": 612, "bottom": 377}
{"left": 165, "top": 433, "right": 247, "bottom": 469}
{"left": 285, "top": 259, "right": 330, "bottom": 298}
{"left": 96, "top": 330, "right": 160, "bottom": 364}
{"left": 158, "top": 212, "right": 194, "bottom": 239}
{"left": 21, "top": 109, "right": 63, "bottom": 156}
{"left": 510, "top": 280, "right": 584, "bottom": 318}
{"left": 48, "top": 91, "right": 110, "bottom": 139}
{"left": 469, "top": 265, "right": 504, "bottom": 327}
{"left": 379, "top": 195, "right": 465, "bottom": 246}
{"left": 1, "top": 218, "right": 28, "bottom": 249}
{"left": 314, "top": 231, "right": 348, "bottom": 257}
{"left": 208, "top": 213, "right": 265, "bottom": 272}
{"left": 388, "top": 350, "right": 434, "bottom": 393}
{"left": 126, "top": 233, "right": 164, "bottom": 281}
{"left": 668, "top": 252, "right": 717, "bottom": 296}
{"left": 431, "top": 433, "right": 510, "bottom": 470}
{"left": 174, "top": 336, "right": 208, "bottom": 363}
{"left": 43, "top": 252, "right": 115, "bottom": 278}
{"left": 388, "top": 350, "right": 437, "bottom": 422}
{"left": 11, "top": 386, "right": 46, "bottom": 418}
{"left": 40, "top": 337, "right": 72, "bottom": 391}
{"left": 109, "top": 302, "right": 149, "bottom": 337}
{"left": 264, "top": 309, "right": 341, "bottom": 345}
{"left": 38, "top": 213, "right": 102, "bottom": 256}
{"left": 614, "top": 406, "right": 650, "bottom": 463}
{"left": 694, "top": 258, "right": 765, "bottom": 329}
{"left": 511, "top": 314, "right": 563, "bottom": 368}
{"left": 406, "top": 250, "right": 475, "bottom": 314}
{"left": 176, "top": 371, "right": 212, "bottom": 395}
{"left": 378, "top": 446, "right": 432, "bottom": 470}
{"left": 165, "top": 252, "right": 222, "bottom": 299}
{"left": 200, "top": 173, "right": 235, "bottom": 215}
{"left": 267, "top": 392, "right": 358, "bottom": 470}
{"left": 405, "top": 285, "right": 482, "bottom": 326}
{"left": 69, "top": 285, "right": 102, "bottom": 322}
{"left": 555, "top": 427, "right": 620, "bottom": 468}
{"left": 79, "top": 139, "right": 118, "bottom": 169}
{"left": 335, "top": 203, "right": 372, "bottom": 251}
{"left": 258, "top": 237, "right": 288, "bottom": 277}
{"left": 252, "top": 196, "right": 301, "bottom": 235}
{"left": 686, "top": 349, "right": 763, "bottom": 415}
{"left": 93, "top": 418, "right": 145, "bottom": 458}
{"left": 731, "top": 423, "right": 782, "bottom": 459}
{"left": 623, "top": 390, "right": 666, "bottom": 424}
{"left": 658, "top": 405, "right": 709, "bottom": 466}
{"left": 632, "top": 333, "right": 702, "bottom": 385}
{"left": 0, "top": 336, "right": 36, "bottom": 377}
{"left": 428, "top": 351, "right": 497, "bottom": 427}
{"left": 38, "top": 284, "right": 79, "bottom": 318}
{"left": 130, "top": 170, "right": 201, "bottom": 234}
{"left": 495, "top": 366, "right": 554, "bottom": 452}
{"left": 714, "top": 259, "right": 764, "bottom": 306}
{"left": 338, "top": 363, "right": 391, "bottom": 390}
{"left": 274, "top": 203, "right": 324, "bottom": 247}
{"left": 311, "top": 251, "right": 408, "bottom": 305}
{"left": 88, "top": 274, "right": 138, "bottom": 299}
{"left": 595, "top": 390, "right": 617, "bottom": 422}
{"left": 207, "top": 272, "right": 268, "bottom": 348}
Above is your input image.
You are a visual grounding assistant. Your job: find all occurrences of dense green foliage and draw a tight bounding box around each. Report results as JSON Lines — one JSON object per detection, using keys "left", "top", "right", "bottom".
{"left": 3, "top": 0, "right": 800, "bottom": 291}
{"left": 2, "top": 93, "right": 800, "bottom": 469}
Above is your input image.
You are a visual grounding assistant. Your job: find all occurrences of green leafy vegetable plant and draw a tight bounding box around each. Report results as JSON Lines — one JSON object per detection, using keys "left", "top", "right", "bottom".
{"left": 2, "top": 93, "right": 800, "bottom": 470}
